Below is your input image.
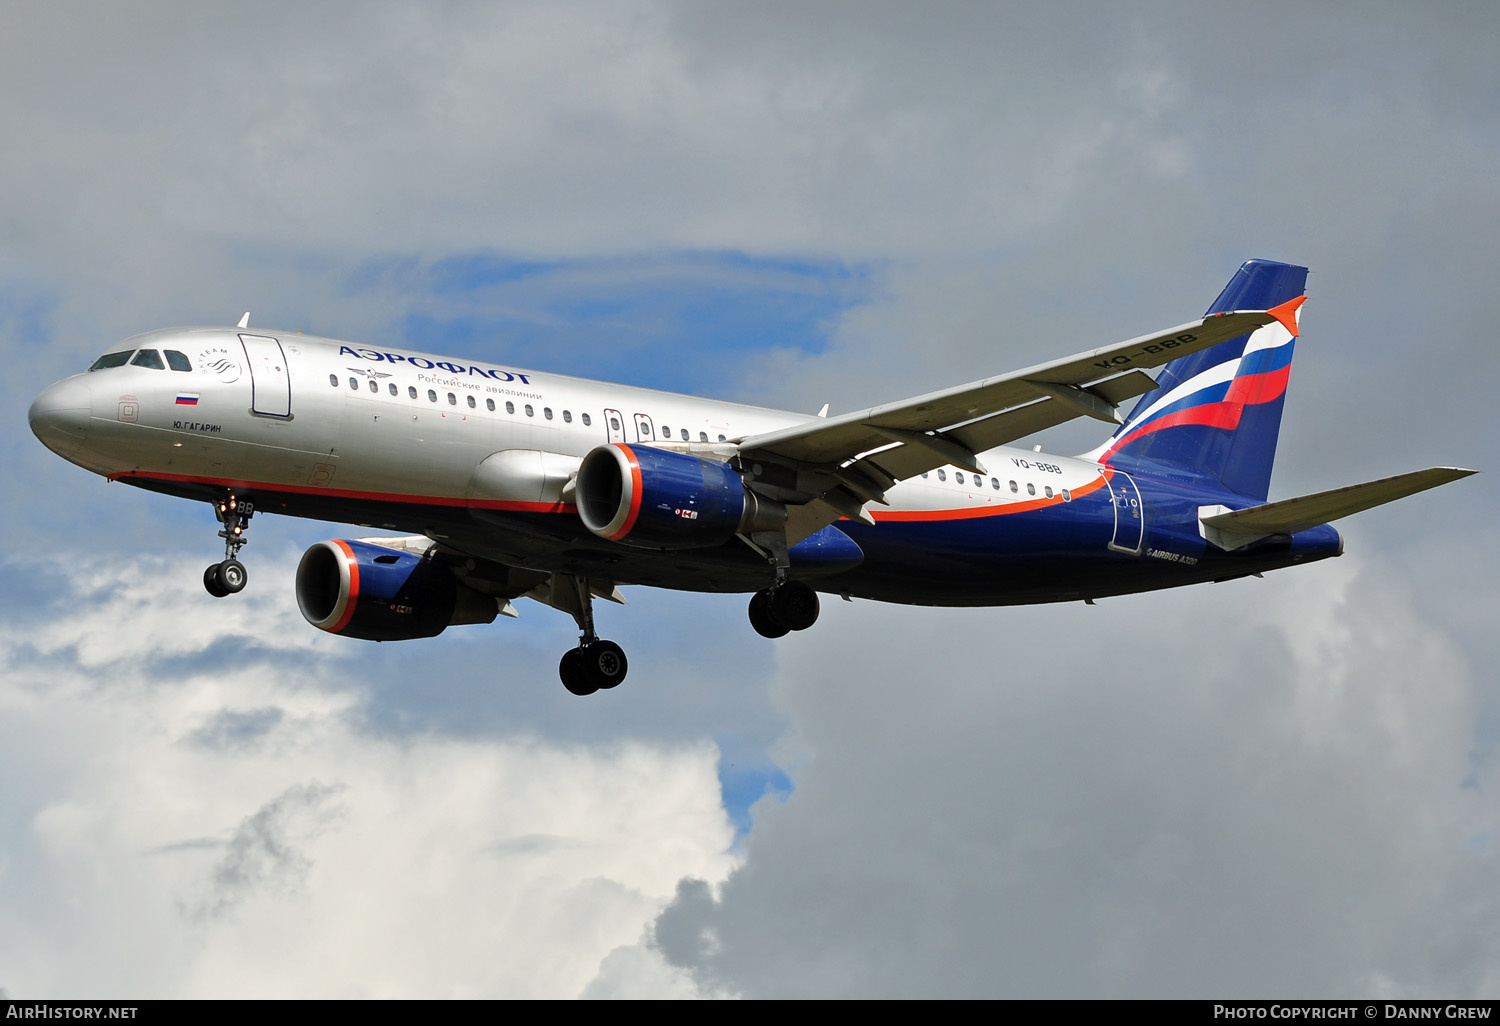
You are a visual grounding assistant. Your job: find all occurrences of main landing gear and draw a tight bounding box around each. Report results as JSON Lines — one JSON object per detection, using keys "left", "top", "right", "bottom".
{"left": 203, "top": 493, "right": 254, "bottom": 598}
{"left": 557, "top": 576, "right": 629, "bottom": 697}
{"left": 747, "top": 579, "right": 820, "bottom": 639}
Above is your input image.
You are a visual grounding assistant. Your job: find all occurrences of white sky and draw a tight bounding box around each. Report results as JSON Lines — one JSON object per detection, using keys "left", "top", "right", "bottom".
{"left": 2, "top": 0, "right": 1496, "bottom": 999}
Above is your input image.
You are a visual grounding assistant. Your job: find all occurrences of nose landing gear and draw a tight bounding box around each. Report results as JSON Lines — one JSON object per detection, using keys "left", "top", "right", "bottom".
{"left": 203, "top": 493, "right": 254, "bottom": 598}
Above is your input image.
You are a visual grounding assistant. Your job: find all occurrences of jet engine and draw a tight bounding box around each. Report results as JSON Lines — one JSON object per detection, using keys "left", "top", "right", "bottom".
{"left": 295, "top": 539, "right": 498, "bottom": 641}
{"left": 575, "top": 444, "right": 786, "bottom": 548}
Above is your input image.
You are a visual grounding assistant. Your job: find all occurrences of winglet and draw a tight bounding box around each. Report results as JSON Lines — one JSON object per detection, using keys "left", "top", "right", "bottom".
{"left": 1266, "top": 295, "right": 1305, "bottom": 337}
{"left": 237, "top": 312, "right": 251, "bottom": 329}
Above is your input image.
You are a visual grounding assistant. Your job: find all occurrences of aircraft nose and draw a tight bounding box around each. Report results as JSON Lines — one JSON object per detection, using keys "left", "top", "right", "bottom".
{"left": 29, "top": 376, "right": 92, "bottom": 459}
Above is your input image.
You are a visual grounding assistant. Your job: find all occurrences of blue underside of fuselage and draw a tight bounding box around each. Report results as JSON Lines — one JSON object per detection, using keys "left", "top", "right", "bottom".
{"left": 123, "top": 467, "right": 1344, "bottom": 607}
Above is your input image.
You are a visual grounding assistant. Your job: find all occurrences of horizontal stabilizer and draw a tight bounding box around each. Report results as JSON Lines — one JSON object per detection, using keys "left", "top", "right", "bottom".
{"left": 1201, "top": 467, "right": 1476, "bottom": 540}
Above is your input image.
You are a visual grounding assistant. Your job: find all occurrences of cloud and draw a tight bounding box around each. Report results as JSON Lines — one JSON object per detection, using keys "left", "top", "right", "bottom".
{"left": 642, "top": 551, "right": 1498, "bottom": 997}
{"left": 0, "top": 553, "right": 736, "bottom": 998}
{"left": 3, "top": 0, "right": 1496, "bottom": 1000}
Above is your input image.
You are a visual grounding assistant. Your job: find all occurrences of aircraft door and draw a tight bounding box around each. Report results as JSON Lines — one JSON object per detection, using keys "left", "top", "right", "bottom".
{"left": 633, "top": 413, "right": 655, "bottom": 442}
{"left": 239, "top": 334, "right": 292, "bottom": 418}
{"left": 1108, "top": 472, "right": 1144, "bottom": 554}
{"left": 604, "top": 409, "right": 625, "bottom": 444}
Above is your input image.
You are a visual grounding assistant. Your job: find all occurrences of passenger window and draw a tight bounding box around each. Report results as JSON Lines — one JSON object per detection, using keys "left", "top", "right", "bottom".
{"left": 937, "top": 469, "right": 947, "bottom": 482}
{"left": 487, "top": 399, "right": 495, "bottom": 411}
{"left": 1009, "top": 480, "right": 1018, "bottom": 493}
{"left": 467, "top": 395, "right": 476, "bottom": 408}
{"left": 506, "top": 402, "right": 515, "bottom": 414}
{"left": 1062, "top": 489, "right": 1072, "bottom": 502}
{"left": 680, "top": 428, "right": 689, "bottom": 441}
{"left": 718, "top": 434, "right": 726, "bottom": 442}
{"left": 955, "top": 472, "right": 965, "bottom": 485}
{"left": 1027, "top": 483, "right": 1036, "bottom": 496}
{"left": 582, "top": 413, "right": 592, "bottom": 426}
{"left": 608, "top": 416, "right": 619, "bottom": 431}
{"left": 408, "top": 386, "right": 418, "bottom": 399}
{"left": 544, "top": 407, "right": 553, "bottom": 420}
{"left": 131, "top": 349, "right": 165, "bottom": 370}
{"left": 88, "top": 351, "right": 133, "bottom": 371}
{"left": 350, "top": 378, "right": 359, "bottom": 390}
{"left": 699, "top": 431, "right": 708, "bottom": 442}
{"left": 447, "top": 393, "right": 457, "bottom": 405}
{"left": 991, "top": 478, "right": 1000, "bottom": 490}
{"left": 922, "top": 472, "right": 929, "bottom": 479}
{"left": 388, "top": 383, "right": 398, "bottom": 396}
{"left": 369, "top": 379, "right": 379, "bottom": 393}
{"left": 428, "top": 389, "right": 437, "bottom": 402}
{"left": 661, "top": 425, "right": 670, "bottom": 437}
{"left": 329, "top": 374, "right": 338, "bottom": 387}
{"left": 1044, "top": 486, "right": 1054, "bottom": 498}
{"left": 525, "top": 405, "right": 534, "bottom": 417}
{"left": 165, "top": 350, "right": 192, "bottom": 372}
{"left": 563, "top": 410, "right": 572, "bottom": 423}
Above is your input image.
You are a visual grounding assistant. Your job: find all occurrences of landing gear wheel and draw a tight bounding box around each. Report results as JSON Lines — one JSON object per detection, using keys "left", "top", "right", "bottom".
{"left": 770, "top": 581, "right": 819, "bottom": 632}
{"left": 559, "top": 648, "right": 598, "bottom": 696}
{"left": 205, "top": 492, "right": 254, "bottom": 597}
{"left": 748, "top": 590, "right": 790, "bottom": 638}
{"left": 583, "top": 640, "right": 628, "bottom": 690}
{"left": 203, "top": 564, "right": 230, "bottom": 598}
{"left": 217, "top": 558, "right": 248, "bottom": 594}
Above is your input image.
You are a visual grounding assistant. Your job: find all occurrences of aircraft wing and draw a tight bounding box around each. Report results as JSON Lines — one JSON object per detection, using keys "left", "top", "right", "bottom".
{"left": 1199, "top": 467, "right": 1477, "bottom": 549}
{"left": 734, "top": 310, "right": 1278, "bottom": 538}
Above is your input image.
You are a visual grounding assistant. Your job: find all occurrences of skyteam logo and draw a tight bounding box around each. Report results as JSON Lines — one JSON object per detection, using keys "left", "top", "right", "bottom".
{"left": 198, "top": 346, "right": 242, "bottom": 384}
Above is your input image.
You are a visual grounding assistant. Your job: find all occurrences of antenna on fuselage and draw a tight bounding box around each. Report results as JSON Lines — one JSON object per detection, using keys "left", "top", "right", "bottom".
{"left": 817, "top": 404, "right": 829, "bottom": 418}
{"left": 237, "top": 312, "right": 250, "bottom": 328}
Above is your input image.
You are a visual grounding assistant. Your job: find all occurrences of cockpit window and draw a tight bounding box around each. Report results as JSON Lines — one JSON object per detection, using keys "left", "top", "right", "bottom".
{"left": 88, "top": 351, "right": 133, "bottom": 371}
{"left": 165, "top": 350, "right": 192, "bottom": 372}
{"left": 130, "top": 349, "right": 165, "bottom": 370}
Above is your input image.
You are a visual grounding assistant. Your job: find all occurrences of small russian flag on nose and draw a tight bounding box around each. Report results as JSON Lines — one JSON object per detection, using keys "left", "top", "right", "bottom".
{"left": 175, "top": 394, "right": 199, "bottom": 406}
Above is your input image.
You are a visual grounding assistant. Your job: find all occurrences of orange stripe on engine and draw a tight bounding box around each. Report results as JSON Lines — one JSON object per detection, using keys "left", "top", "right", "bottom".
{"left": 329, "top": 539, "right": 360, "bottom": 634}
{"left": 607, "top": 444, "right": 645, "bottom": 540}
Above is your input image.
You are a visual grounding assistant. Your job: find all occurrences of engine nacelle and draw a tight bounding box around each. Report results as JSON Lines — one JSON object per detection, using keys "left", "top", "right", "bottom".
{"left": 576, "top": 444, "right": 786, "bottom": 549}
{"left": 295, "top": 539, "right": 498, "bottom": 641}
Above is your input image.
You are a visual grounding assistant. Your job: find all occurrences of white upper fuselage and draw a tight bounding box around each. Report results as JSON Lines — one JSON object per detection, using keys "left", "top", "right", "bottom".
{"left": 34, "top": 325, "right": 1111, "bottom": 521}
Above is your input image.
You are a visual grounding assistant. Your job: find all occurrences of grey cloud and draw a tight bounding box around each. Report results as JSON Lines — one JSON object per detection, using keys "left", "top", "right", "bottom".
{"left": 484, "top": 834, "right": 578, "bottom": 857}
{"left": 187, "top": 782, "right": 346, "bottom": 921}
{"left": 3, "top": 0, "right": 1496, "bottom": 999}
{"left": 186, "top": 707, "right": 286, "bottom": 750}
{"left": 651, "top": 558, "right": 1497, "bottom": 997}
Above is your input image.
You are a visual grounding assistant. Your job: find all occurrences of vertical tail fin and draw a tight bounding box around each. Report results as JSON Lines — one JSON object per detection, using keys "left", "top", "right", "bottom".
{"left": 1088, "top": 259, "right": 1308, "bottom": 501}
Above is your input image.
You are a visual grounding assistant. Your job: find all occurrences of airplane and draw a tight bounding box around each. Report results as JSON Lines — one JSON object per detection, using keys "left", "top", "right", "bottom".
{"left": 28, "top": 259, "right": 1475, "bottom": 696}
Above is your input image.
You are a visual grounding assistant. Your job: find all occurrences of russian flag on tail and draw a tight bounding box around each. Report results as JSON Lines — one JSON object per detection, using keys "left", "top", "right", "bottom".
{"left": 1087, "top": 260, "right": 1309, "bottom": 502}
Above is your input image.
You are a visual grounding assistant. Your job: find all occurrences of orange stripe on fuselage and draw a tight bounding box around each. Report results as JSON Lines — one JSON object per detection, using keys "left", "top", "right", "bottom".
{"left": 108, "top": 470, "right": 577, "bottom": 514}
{"left": 870, "top": 471, "right": 1110, "bottom": 522}
{"left": 116, "top": 467, "right": 1111, "bottom": 530}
